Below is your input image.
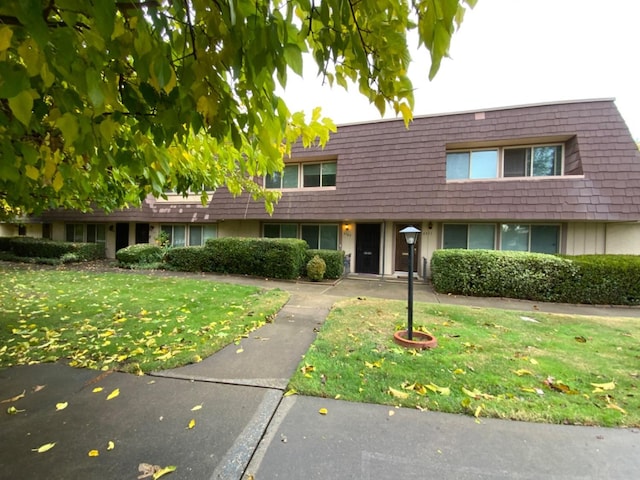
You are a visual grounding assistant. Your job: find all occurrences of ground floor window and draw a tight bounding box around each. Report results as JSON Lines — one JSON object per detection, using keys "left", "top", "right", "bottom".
{"left": 443, "top": 223, "right": 559, "bottom": 254}
{"left": 263, "top": 223, "right": 339, "bottom": 250}
{"left": 161, "top": 224, "right": 217, "bottom": 247}
{"left": 65, "top": 224, "right": 106, "bottom": 245}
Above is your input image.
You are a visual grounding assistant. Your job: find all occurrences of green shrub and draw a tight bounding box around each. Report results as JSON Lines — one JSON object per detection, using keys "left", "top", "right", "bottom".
{"left": 164, "top": 246, "right": 215, "bottom": 272}
{"left": 205, "top": 237, "right": 307, "bottom": 279}
{"left": 303, "top": 249, "right": 345, "bottom": 279}
{"left": 306, "top": 255, "right": 326, "bottom": 281}
{"left": 431, "top": 250, "right": 640, "bottom": 305}
{"left": 116, "top": 243, "right": 164, "bottom": 265}
{"left": 0, "top": 237, "right": 104, "bottom": 261}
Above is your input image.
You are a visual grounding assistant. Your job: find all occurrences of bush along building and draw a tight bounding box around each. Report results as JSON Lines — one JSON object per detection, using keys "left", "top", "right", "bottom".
{"left": 4, "top": 99, "right": 640, "bottom": 278}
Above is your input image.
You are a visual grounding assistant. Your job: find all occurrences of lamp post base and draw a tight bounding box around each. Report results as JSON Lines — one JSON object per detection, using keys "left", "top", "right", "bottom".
{"left": 393, "top": 330, "right": 438, "bottom": 350}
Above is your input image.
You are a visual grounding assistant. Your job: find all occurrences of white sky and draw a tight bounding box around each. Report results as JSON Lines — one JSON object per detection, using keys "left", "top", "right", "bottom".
{"left": 281, "top": 0, "right": 640, "bottom": 140}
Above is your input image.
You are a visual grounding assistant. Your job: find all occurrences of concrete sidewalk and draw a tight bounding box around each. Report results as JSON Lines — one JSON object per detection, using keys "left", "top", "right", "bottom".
{"left": 1, "top": 271, "right": 639, "bottom": 479}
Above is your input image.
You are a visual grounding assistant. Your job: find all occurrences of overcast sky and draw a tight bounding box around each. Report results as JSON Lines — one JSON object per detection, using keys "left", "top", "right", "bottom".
{"left": 281, "top": 0, "right": 640, "bottom": 140}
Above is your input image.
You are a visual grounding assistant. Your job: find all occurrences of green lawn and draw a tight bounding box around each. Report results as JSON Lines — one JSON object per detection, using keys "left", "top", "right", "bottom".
{"left": 289, "top": 297, "right": 640, "bottom": 427}
{"left": 0, "top": 267, "right": 288, "bottom": 372}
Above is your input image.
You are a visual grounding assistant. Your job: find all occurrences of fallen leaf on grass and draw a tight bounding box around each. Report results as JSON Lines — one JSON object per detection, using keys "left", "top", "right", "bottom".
{"left": 575, "top": 336, "right": 587, "bottom": 343}
{"left": 512, "top": 369, "right": 533, "bottom": 376}
{"left": 365, "top": 359, "right": 384, "bottom": 369}
{"left": 606, "top": 402, "right": 627, "bottom": 415}
{"left": 55, "top": 402, "right": 68, "bottom": 411}
{"left": 32, "top": 442, "right": 56, "bottom": 453}
{"left": 544, "top": 377, "right": 579, "bottom": 394}
{"left": 462, "top": 387, "right": 495, "bottom": 400}
{"left": 1, "top": 390, "right": 26, "bottom": 404}
{"left": 106, "top": 388, "right": 120, "bottom": 400}
{"left": 388, "top": 387, "right": 409, "bottom": 400}
{"left": 591, "top": 381, "right": 615, "bottom": 393}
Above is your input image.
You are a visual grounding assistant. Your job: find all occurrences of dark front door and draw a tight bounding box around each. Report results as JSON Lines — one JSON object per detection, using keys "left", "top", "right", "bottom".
{"left": 395, "top": 224, "right": 419, "bottom": 273}
{"left": 135, "top": 223, "right": 150, "bottom": 244}
{"left": 355, "top": 223, "right": 381, "bottom": 274}
{"left": 115, "top": 223, "right": 129, "bottom": 252}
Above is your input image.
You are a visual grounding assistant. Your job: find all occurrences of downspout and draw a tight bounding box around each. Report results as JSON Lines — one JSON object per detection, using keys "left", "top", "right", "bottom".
{"left": 381, "top": 221, "right": 386, "bottom": 279}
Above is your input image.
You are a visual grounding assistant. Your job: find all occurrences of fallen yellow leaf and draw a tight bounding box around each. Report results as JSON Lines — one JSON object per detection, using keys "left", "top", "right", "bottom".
{"left": 191, "top": 404, "right": 203, "bottom": 411}
{"left": 388, "top": 387, "right": 409, "bottom": 400}
{"left": 284, "top": 388, "right": 297, "bottom": 397}
{"left": 32, "top": 442, "right": 56, "bottom": 453}
{"left": 388, "top": 410, "right": 395, "bottom": 417}
{"left": 236, "top": 347, "right": 244, "bottom": 354}
{"left": 88, "top": 449, "right": 99, "bottom": 457}
{"left": 591, "top": 381, "right": 615, "bottom": 393}
{"left": 187, "top": 418, "right": 196, "bottom": 429}
{"left": 107, "top": 441, "right": 115, "bottom": 451}
{"left": 453, "top": 368, "right": 465, "bottom": 375}
{"left": 512, "top": 369, "right": 533, "bottom": 376}
{"left": 55, "top": 402, "right": 68, "bottom": 411}
{"left": 606, "top": 403, "right": 627, "bottom": 415}
{"left": 92, "top": 387, "right": 103, "bottom": 393}
{"left": 106, "top": 388, "right": 120, "bottom": 400}
{"left": 153, "top": 465, "right": 177, "bottom": 479}
{"left": 318, "top": 408, "right": 328, "bottom": 415}
{"left": 7, "top": 406, "right": 26, "bottom": 414}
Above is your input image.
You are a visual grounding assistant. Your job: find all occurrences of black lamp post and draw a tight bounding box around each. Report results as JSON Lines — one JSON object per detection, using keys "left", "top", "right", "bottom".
{"left": 399, "top": 226, "right": 421, "bottom": 340}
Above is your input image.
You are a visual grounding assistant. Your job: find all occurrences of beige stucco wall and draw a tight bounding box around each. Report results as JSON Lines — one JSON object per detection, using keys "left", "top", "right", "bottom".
{"left": 565, "top": 222, "right": 640, "bottom": 255}
{"left": 603, "top": 223, "right": 640, "bottom": 254}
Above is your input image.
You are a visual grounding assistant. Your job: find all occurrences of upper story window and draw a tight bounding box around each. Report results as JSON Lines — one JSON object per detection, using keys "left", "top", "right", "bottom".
{"left": 446, "top": 144, "right": 564, "bottom": 180}
{"left": 265, "top": 161, "right": 337, "bottom": 189}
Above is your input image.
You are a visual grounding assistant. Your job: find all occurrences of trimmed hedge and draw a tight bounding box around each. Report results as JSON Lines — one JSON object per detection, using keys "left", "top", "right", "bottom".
{"left": 205, "top": 237, "right": 308, "bottom": 279}
{"left": 431, "top": 249, "right": 640, "bottom": 305}
{"left": 303, "top": 249, "right": 345, "bottom": 279}
{"left": 164, "top": 246, "right": 215, "bottom": 272}
{"left": 0, "top": 237, "right": 104, "bottom": 261}
{"left": 116, "top": 243, "right": 164, "bottom": 266}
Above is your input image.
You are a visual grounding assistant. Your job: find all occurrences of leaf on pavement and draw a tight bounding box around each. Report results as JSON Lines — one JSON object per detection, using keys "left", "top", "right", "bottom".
{"left": 107, "top": 441, "right": 115, "bottom": 451}
{"left": 32, "top": 442, "right": 56, "bottom": 453}
{"left": 190, "top": 404, "right": 203, "bottom": 411}
{"left": 1, "top": 390, "right": 26, "bottom": 403}
{"left": 187, "top": 419, "right": 195, "bottom": 429}
{"left": 153, "top": 465, "right": 177, "bottom": 479}
{"left": 318, "top": 407, "right": 328, "bottom": 415}
{"left": 284, "top": 388, "right": 297, "bottom": 397}
{"left": 88, "top": 449, "right": 99, "bottom": 457}
{"left": 55, "top": 402, "right": 68, "bottom": 411}
{"left": 106, "top": 388, "right": 120, "bottom": 400}
{"left": 32, "top": 385, "right": 46, "bottom": 393}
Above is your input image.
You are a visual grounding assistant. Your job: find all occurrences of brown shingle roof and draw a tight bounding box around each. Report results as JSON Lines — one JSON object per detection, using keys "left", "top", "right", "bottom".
{"left": 44, "top": 99, "right": 640, "bottom": 223}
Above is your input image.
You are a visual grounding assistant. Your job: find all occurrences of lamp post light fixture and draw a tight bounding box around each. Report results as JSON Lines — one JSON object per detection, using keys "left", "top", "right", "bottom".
{"left": 399, "top": 226, "right": 420, "bottom": 340}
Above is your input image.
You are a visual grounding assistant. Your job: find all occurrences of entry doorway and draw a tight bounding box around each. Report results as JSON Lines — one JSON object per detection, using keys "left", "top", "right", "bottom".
{"left": 115, "top": 223, "right": 130, "bottom": 252}
{"left": 355, "top": 223, "right": 381, "bottom": 274}
{"left": 394, "top": 224, "right": 419, "bottom": 273}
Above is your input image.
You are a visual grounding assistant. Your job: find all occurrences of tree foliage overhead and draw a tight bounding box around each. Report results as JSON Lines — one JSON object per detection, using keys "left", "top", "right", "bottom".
{"left": 0, "top": 0, "right": 475, "bottom": 220}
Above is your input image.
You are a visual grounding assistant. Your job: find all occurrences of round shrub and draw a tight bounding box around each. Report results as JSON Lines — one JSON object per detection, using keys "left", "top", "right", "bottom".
{"left": 306, "top": 255, "right": 326, "bottom": 281}
{"left": 116, "top": 244, "right": 163, "bottom": 266}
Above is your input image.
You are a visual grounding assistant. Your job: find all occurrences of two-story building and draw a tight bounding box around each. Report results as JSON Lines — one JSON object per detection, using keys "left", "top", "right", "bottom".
{"left": 5, "top": 98, "right": 640, "bottom": 277}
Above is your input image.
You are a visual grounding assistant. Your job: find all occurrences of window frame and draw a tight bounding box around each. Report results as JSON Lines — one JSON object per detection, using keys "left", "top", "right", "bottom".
{"left": 65, "top": 224, "right": 106, "bottom": 245}
{"left": 161, "top": 224, "right": 217, "bottom": 247}
{"left": 446, "top": 143, "right": 565, "bottom": 181}
{"left": 265, "top": 161, "right": 337, "bottom": 190}
{"left": 442, "top": 223, "right": 560, "bottom": 254}
{"left": 263, "top": 223, "right": 339, "bottom": 250}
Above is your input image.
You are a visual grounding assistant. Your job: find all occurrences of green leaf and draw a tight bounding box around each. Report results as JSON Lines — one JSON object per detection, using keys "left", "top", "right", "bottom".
{"left": 284, "top": 44, "right": 303, "bottom": 76}
{"left": 8, "top": 90, "right": 34, "bottom": 127}
{"left": 56, "top": 113, "right": 79, "bottom": 148}
{"left": 0, "top": 25, "right": 13, "bottom": 52}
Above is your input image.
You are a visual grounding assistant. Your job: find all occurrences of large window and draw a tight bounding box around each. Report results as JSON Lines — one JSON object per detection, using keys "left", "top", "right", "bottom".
{"left": 301, "top": 224, "right": 338, "bottom": 250}
{"left": 161, "top": 224, "right": 216, "bottom": 247}
{"left": 264, "top": 224, "right": 298, "bottom": 238}
{"left": 443, "top": 224, "right": 495, "bottom": 249}
{"left": 264, "top": 223, "right": 339, "bottom": 250}
{"left": 265, "top": 162, "right": 336, "bottom": 189}
{"left": 446, "top": 144, "right": 563, "bottom": 180}
{"left": 501, "top": 224, "right": 559, "bottom": 254}
{"left": 443, "top": 223, "right": 559, "bottom": 254}
{"left": 504, "top": 145, "right": 562, "bottom": 177}
{"left": 65, "top": 224, "right": 106, "bottom": 245}
{"left": 446, "top": 150, "right": 498, "bottom": 180}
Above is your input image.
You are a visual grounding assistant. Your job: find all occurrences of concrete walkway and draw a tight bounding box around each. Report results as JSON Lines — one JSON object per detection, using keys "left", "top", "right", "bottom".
{"left": 1, "top": 271, "right": 639, "bottom": 479}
